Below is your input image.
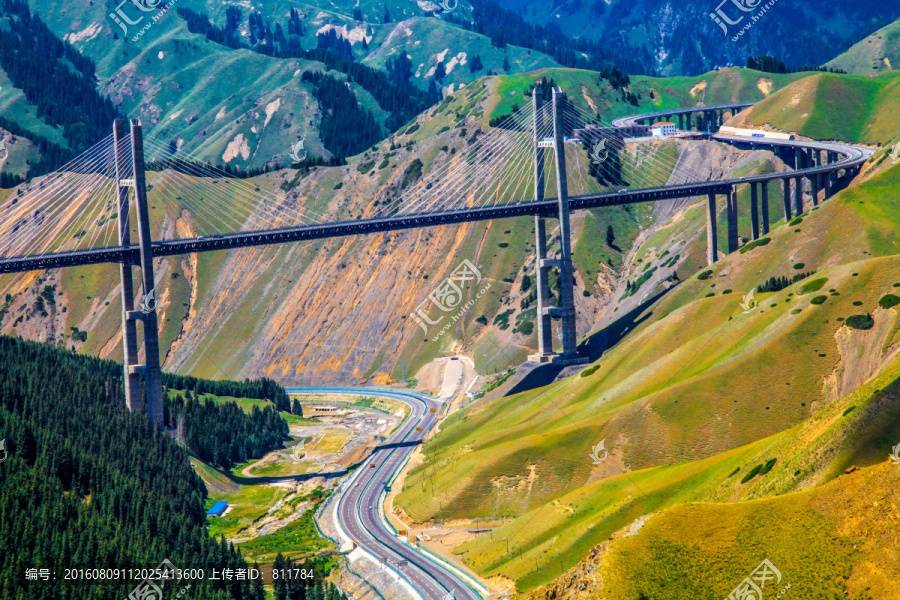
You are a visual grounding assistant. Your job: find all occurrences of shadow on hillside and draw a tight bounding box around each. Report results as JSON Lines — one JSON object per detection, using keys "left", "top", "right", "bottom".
{"left": 502, "top": 286, "right": 676, "bottom": 398}
{"left": 201, "top": 438, "right": 424, "bottom": 486}
{"left": 505, "top": 364, "right": 567, "bottom": 397}
{"left": 578, "top": 286, "right": 674, "bottom": 361}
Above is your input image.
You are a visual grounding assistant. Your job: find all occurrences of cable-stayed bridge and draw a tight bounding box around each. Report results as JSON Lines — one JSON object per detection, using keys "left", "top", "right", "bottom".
{"left": 0, "top": 89, "right": 871, "bottom": 426}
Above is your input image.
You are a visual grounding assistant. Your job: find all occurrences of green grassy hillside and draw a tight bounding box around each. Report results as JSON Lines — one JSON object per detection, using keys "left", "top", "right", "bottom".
{"left": 362, "top": 17, "right": 557, "bottom": 94}
{"left": 457, "top": 321, "right": 900, "bottom": 591}
{"left": 827, "top": 18, "right": 900, "bottom": 75}
{"left": 482, "top": 67, "right": 808, "bottom": 127}
{"left": 731, "top": 71, "right": 900, "bottom": 145}
{"left": 395, "top": 148, "right": 900, "bottom": 591}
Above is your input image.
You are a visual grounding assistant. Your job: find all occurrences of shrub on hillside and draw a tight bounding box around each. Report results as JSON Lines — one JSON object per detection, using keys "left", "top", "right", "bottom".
{"left": 740, "top": 464, "right": 763, "bottom": 484}
{"left": 581, "top": 365, "right": 600, "bottom": 377}
{"left": 810, "top": 295, "right": 827, "bottom": 305}
{"left": 879, "top": 294, "right": 900, "bottom": 309}
{"left": 798, "top": 278, "right": 827, "bottom": 294}
{"left": 845, "top": 314, "right": 874, "bottom": 330}
{"left": 759, "top": 457, "right": 778, "bottom": 475}
{"left": 739, "top": 237, "right": 771, "bottom": 254}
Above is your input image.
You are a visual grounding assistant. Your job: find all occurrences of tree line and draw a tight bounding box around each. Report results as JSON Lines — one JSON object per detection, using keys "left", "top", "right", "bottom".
{"left": 164, "top": 390, "right": 289, "bottom": 470}
{"left": 176, "top": 6, "right": 439, "bottom": 156}
{"left": 745, "top": 55, "right": 847, "bottom": 75}
{"left": 0, "top": 0, "right": 120, "bottom": 176}
{"left": 757, "top": 271, "right": 814, "bottom": 293}
{"left": 161, "top": 372, "right": 291, "bottom": 410}
{"left": 445, "top": 0, "right": 642, "bottom": 74}
{"left": 0, "top": 335, "right": 266, "bottom": 599}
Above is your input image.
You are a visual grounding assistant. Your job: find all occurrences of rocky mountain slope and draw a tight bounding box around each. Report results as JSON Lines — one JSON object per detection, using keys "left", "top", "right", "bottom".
{"left": 1, "top": 0, "right": 570, "bottom": 178}
{"left": 498, "top": 0, "right": 900, "bottom": 75}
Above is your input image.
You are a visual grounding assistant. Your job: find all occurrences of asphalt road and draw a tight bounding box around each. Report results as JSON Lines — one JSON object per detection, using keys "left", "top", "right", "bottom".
{"left": 287, "top": 386, "right": 482, "bottom": 600}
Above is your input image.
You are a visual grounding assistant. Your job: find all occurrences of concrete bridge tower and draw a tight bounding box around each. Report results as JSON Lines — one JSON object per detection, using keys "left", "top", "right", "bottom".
{"left": 113, "top": 119, "right": 164, "bottom": 429}
{"left": 528, "top": 88, "right": 589, "bottom": 366}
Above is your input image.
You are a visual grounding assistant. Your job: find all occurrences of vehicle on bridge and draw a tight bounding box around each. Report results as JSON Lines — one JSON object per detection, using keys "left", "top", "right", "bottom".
{"left": 718, "top": 126, "right": 794, "bottom": 140}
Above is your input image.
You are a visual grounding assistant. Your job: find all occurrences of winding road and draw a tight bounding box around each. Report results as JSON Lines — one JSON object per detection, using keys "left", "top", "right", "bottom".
{"left": 288, "top": 386, "right": 484, "bottom": 600}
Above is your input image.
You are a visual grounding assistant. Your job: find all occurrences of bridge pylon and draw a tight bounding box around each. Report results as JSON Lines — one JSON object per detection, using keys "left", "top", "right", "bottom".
{"left": 528, "top": 87, "right": 588, "bottom": 366}
{"left": 113, "top": 119, "right": 164, "bottom": 429}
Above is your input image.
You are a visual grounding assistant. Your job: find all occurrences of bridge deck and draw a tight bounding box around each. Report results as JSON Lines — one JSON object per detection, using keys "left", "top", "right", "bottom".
{"left": 0, "top": 117, "right": 872, "bottom": 275}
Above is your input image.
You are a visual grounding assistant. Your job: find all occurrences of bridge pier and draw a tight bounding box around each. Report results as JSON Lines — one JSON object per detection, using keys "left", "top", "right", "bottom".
{"left": 550, "top": 88, "right": 586, "bottom": 365}
{"left": 706, "top": 193, "right": 718, "bottom": 265}
{"left": 528, "top": 88, "right": 587, "bottom": 365}
{"left": 113, "top": 121, "right": 143, "bottom": 413}
{"left": 727, "top": 186, "right": 739, "bottom": 252}
{"left": 782, "top": 178, "right": 792, "bottom": 220}
{"left": 530, "top": 88, "right": 554, "bottom": 361}
{"left": 810, "top": 174, "right": 819, "bottom": 206}
{"left": 761, "top": 182, "right": 770, "bottom": 235}
{"left": 114, "top": 119, "right": 164, "bottom": 429}
{"left": 794, "top": 176, "right": 804, "bottom": 216}
{"left": 533, "top": 216, "right": 554, "bottom": 358}
{"left": 750, "top": 183, "right": 759, "bottom": 240}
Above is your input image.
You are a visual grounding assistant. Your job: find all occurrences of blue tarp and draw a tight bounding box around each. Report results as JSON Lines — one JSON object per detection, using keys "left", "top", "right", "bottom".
{"left": 207, "top": 500, "right": 228, "bottom": 517}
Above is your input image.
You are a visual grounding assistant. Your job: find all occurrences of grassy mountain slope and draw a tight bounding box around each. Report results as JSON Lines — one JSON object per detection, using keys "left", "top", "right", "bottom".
{"left": 105, "top": 36, "right": 335, "bottom": 169}
{"left": 826, "top": 17, "right": 900, "bottom": 75}
{"left": 0, "top": 67, "right": 66, "bottom": 148}
{"left": 17, "top": 0, "right": 559, "bottom": 171}
{"left": 392, "top": 161, "right": 900, "bottom": 593}
{"left": 730, "top": 70, "right": 900, "bottom": 145}
{"left": 392, "top": 73, "right": 900, "bottom": 592}
{"left": 362, "top": 16, "right": 557, "bottom": 94}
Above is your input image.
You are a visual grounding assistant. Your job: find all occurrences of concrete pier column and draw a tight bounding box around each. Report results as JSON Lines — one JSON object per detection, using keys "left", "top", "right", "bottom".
{"left": 793, "top": 176, "right": 804, "bottom": 216}
{"left": 678, "top": 114, "right": 684, "bottom": 130}
{"left": 533, "top": 217, "right": 554, "bottom": 358}
{"left": 129, "top": 119, "right": 164, "bottom": 429}
{"left": 706, "top": 193, "right": 718, "bottom": 265}
{"left": 794, "top": 148, "right": 802, "bottom": 170}
{"left": 810, "top": 174, "right": 819, "bottom": 206}
{"left": 750, "top": 183, "right": 760, "bottom": 240}
{"left": 530, "top": 88, "right": 554, "bottom": 361}
{"left": 782, "top": 177, "right": 792, "bottom": 221}
{"left": 761, "top": 182, "right": 770, "bottom": 235}
{"left": 686, "top": 112, "right": 692, "bottom": 130}
{"left": 113, "top": 120, "right": 142, "bottom": 413}
{"left": 727, "top": 186, "right": 739, "bottom": 253}
{"left": 550, "top": 88, "right": 585, "bottom": 364}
